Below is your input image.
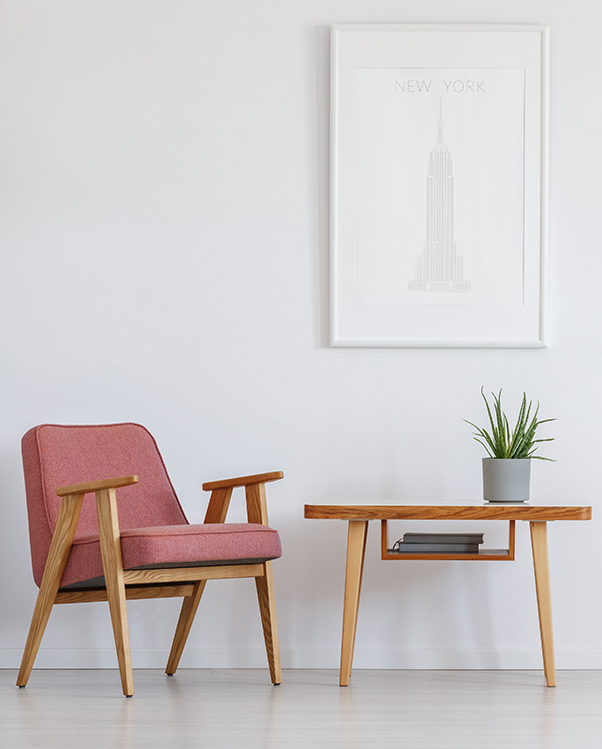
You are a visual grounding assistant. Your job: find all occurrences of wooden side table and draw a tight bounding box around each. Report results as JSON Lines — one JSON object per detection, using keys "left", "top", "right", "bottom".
{"left": 304, "top": 502, "right": 592, "bottom": 687}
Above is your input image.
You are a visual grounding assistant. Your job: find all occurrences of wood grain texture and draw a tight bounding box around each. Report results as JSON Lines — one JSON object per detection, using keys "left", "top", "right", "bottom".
{"left": 509, "top": 518, "right": 516, "bottom": 559}
{"left": 165, "top": 580, "right": 208, "bottom": 675}
{"left": 305, "top": 504, "right": 592, "bottom": 521}
{"left": 530, "top": 521, "right": 556, "bottom": 687}
{"left": 317, "top": 504, "right": 589, "bottom": 688}
{"left": 203, "top": 487, "right": 233, "bottom": 524}
{"left": 255, "top": 561, "right": 281, "bottom": 684}
{"left": 202, "top": 471, "right": 283, "bottom": 492}
{"left": 379, "top": 519, "right": 517, "bottom": 561}
{"left": 348, "top": 523, "right": 367, "bottom": 683}
{"left": 380, "top": 550, "right": 514, "bottom": 561}
{"left": 17, "top": 493, "right": 85, "bottom": 687}
{"left": 246, "top": 482, "right": 269, "bottom": 525}
{"left": 96, "top": 487, "right": 134, "bottom": 696}
{"left": 57, "top": 475, "right": 138, "bottom": 496}
{"left": 22, "top": 470, "right": 283, "bottom": 695}
{"left": 56, "top": 584, "right": 196, "bottom": 604}
{"left": 122, "top": 563, "right": 265, "bottom": 585}
{"left": 340, "top": 521, "right": 368, "bottom": 687}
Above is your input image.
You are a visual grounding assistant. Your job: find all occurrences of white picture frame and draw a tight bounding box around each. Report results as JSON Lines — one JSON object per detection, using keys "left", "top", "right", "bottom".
{"left": 330, "top": 24, "right": 549, "bottom": 348}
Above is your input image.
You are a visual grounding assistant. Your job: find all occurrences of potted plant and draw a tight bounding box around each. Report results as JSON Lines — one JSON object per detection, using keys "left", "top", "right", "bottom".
{"left": 465, "top": 388, "right": 555, "bottom": 502}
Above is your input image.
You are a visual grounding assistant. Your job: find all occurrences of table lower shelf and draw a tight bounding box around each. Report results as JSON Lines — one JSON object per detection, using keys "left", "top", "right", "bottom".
{"left": 383, "top": 548, "right": 513, "bottom": 560}
{"left": 381, "top": 520, "right": 516, "bottom": 561}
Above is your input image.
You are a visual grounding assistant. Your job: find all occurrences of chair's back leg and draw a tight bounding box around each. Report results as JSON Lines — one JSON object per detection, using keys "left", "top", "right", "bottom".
{"left": 255, "top": 561, "right": 281, "bottom": 685}
{"left": 165, "top": 580, "right": 208, "bottom": 675}
{"left": 96, "top": 488, "right": 134, "bottom": 697}
{"left": 17, "top": 493, "right": 85, "bottom": 687}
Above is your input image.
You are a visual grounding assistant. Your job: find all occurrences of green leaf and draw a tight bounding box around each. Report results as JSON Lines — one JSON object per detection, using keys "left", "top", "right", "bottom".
{"left": 467, "top": 389, "right": 555, "bottom": 461}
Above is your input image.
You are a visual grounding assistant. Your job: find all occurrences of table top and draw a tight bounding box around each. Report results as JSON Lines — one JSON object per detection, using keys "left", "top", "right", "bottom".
{"left": 304, "top": 502, "right": 592, "bottom": 521}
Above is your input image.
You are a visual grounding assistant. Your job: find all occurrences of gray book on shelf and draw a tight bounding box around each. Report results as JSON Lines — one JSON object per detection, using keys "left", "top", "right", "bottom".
{"left": 391, "top": 542, "right": 481, "bottom": 553}
{"left": 402, "top": 532, "right": 484, "bottom": 545}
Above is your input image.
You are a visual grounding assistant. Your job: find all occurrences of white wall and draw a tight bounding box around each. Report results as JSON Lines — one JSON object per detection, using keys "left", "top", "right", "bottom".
{"left": 1, "top": 0, "right": 601, "bottom": 671}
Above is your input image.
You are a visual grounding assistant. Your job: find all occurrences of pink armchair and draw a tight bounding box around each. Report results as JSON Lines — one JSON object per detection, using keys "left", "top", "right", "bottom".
{"left": 18, "top": 423, "right": 283, "bottom": 696}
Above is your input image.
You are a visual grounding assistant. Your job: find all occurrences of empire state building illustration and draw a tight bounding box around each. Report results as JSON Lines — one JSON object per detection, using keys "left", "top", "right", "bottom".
{"left": 409, "top": 106, "right": 471, "bottom": 293}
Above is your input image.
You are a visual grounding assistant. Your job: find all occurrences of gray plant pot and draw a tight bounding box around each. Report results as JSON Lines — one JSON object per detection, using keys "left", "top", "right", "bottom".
{"left": 482, "top": 458, "right": 531, "bottom": 503}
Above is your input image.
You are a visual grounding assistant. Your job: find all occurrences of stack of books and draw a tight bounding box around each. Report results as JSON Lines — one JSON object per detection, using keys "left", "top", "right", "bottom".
{"left": 390, "top": 532, "right": 484, "bottom": 554}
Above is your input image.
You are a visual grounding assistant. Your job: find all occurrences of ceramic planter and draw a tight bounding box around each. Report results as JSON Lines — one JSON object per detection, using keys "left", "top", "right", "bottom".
{"left": 482, "top": 458, "right": 531, "bottom": 503}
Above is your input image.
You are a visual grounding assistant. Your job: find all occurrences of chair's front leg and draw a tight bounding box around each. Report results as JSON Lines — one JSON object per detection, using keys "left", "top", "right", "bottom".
{"left": 256, "top": 561, "right": 281, "bottom": 685}
{"left": 17, "top": 493, "right": 85, "bottom": 688}
{"left": 96, "top": 488, "right": 134, "bottom": 697}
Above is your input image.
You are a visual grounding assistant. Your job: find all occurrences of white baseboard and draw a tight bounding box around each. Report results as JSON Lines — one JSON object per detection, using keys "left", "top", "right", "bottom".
{"left": 2, "top": 648, "right": 602, "bottom": 670}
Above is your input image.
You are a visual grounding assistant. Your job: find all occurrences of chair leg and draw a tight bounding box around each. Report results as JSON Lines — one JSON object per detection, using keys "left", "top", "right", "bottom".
{"left": 17, "top": 493, "right": 85, "bottom": 688}
{"left": 104, "top": 572, "right": 134, "bottom": 696}
{"left": 256, "top": 561, "right": 281, "bottom": 685}
{"left": 165, "top": 580, "right": 207, "bottom": 675}
{"left": 96, "top": 488, "right": 134, "bottom": 697}
{"left": 17, "top": 591, "right": 55, "bottom": 688}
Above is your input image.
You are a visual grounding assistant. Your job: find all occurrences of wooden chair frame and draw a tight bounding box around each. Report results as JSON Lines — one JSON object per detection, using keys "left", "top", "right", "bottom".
{"left": 17, "top": 471, "right": 283, "bottom": 696}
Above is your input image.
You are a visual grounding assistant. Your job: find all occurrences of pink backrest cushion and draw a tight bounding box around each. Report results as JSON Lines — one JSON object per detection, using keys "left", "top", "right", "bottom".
{"left": 22, "top": 423, "right": 188, "bottom": 586}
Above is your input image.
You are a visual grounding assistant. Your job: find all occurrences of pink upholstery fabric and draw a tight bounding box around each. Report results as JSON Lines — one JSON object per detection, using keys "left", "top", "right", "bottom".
{"left": 62, "top": 523, "right": 281, "bottom": 588}
{"left": 21, "top": 424, "right": 281, "bottom": 588}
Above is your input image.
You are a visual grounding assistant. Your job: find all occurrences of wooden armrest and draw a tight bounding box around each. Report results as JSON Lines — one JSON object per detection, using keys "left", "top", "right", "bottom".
{"left": 57, "top": 475, "right": 139, "bottom": 497}
{"left": 202, "top": 471, "right": 284, "bottom": 492}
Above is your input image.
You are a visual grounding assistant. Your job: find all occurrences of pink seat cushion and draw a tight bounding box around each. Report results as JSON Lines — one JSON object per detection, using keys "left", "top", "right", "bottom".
{"left": 61, "top": 522, "right": 282, "bottom": 588}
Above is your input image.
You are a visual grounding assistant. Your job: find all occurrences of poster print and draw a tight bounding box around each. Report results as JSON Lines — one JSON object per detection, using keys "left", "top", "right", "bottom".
{"left": 330, "top": 25, "right": 548, "bottom": 347}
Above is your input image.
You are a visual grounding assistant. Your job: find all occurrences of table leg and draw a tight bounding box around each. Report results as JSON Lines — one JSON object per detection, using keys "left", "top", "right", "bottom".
{"left": 340, "top": 520, "right": 368, "bottom": 686}
{"left": 530, "top": 521, "right": 556, "bottom": 687}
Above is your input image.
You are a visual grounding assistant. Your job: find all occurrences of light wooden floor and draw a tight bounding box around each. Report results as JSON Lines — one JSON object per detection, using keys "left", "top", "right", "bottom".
{"left": 2, "top": 669, "right": 601, "bottom": 748}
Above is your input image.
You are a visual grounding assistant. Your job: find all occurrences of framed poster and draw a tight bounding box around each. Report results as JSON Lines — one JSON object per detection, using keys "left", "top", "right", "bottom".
{"left": 330, "top": 24, "right": 549, "bottom": 347}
